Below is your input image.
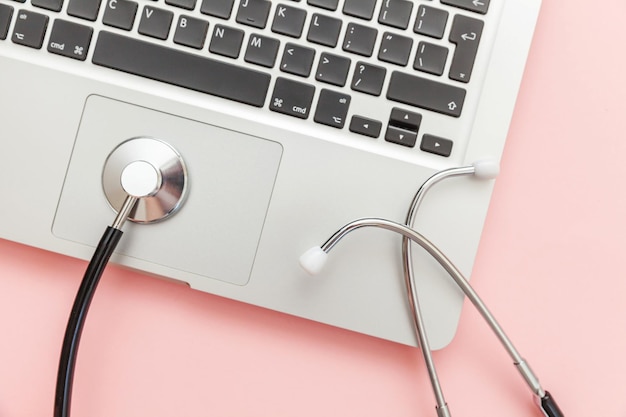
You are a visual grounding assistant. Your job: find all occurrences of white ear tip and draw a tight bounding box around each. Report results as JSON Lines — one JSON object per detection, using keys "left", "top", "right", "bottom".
{"left": 472, "top": 159, "right": 500, "bottom": 180}
{"left": 299, "top": 246, "right": 328, "bottom": 275}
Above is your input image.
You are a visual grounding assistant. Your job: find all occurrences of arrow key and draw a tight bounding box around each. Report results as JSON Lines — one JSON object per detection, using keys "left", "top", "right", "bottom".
{"left": 349, "top": 115, "right": 382, "bottom": 138}
{"left": 420, "top": 134, "right": 453, "bottom": 157}
{"left": 390, "top": 107, "right": 422, "bottom": 131}
{"left": 385, "top": 125, "right": 417, "bottom": 148}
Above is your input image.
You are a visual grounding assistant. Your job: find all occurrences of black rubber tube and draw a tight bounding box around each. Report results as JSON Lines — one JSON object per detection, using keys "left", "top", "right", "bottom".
{"left": 54, "top": 226, "right": 123, "bottom": 417}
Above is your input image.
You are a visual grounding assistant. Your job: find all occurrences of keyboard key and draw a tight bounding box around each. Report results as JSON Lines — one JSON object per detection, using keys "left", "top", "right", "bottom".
{"left": 173, "top": 15, "right": 209, "bottom": 49}
{"left": 441, "top": 0, "right": 489, "bottom": 15}
{"left": 351, "top": 62, "right": 386, "bottom": 96}
{"left": 67, "top": 0, "right": 102, "bottom": 21}
{"left": 12, "top": 10, "right": 48, "bottom": 49}
{"left": 270, "top": 77, "right": 315, "bottom": 119}
{"left": 307, "top": 0, "right": 338, "bottom": 11}
{"left": 47, "top": 18, "right": 92, "bottom": 60}
{"left": 414, "top": 42, "right": 448, "bottom": 76}
{"left": 307, "top": 13, "right": 341, "bottom": 47}
{"left": 200, "top": 0, "right": 234, "bottom": 19}
{"left": 92, "top": 31, "right": 271, "bottom": 107}
{"left": 209, "top": 24, "right": 244, "bottom": 58}
{"left": 421, "top": 134, "right": 453, "bottom": 157}
{"left": 271, "top": 4, "right": 306, "bottom": 38}
{"left": 280, "top": 43, "right": 315, "bottom": 77}
{"left": 390, "top": 108, "right": 422, "bottom": 131}
{"left": 315, "top": 52, "right": 350, "bottom": 87}
{"left": 32, "top": 0, "right": 63, "bottom": 12}
{"left": 236, "top": 0, "right": 271, "bottom": 29}
{"left": 378, "top": 32, "right": 413, "bottom": 66}
{"left": 314, "top": 89, "right": 350, "bottom": 128}
{"left": 342, "top": 0, "right": 376, "bottom": 20}
{"left": 138, "top": 6, "right": 173, "bottom": 40}
{"left": 387, "top": 71, "right": 466, "bottom": 117}
{"left": 414, "top": 5, "right": 448, "bottom": 39}
{"left": 103, "top": 0, "right": 137, "bottom": 30}
{"left": 448, "top": 14, "right": 483, "bottom": 83}
{"left": 343, "top": 23, "right": 377, "bottom": 57}
{"left": 244, "top": 34, "right": 280, "bottom": 67}
{"left": 385, "top": 125, "right": 417, "bottom": 147}
{"left": 349, "top": 116, "right": 382, "bottom": 138}
{"left": 0, "top": 4, "right": 13, "bottom": 40}
{"left": 165, "top": 0, "right": 196, "bottom": 10}
{"left": 378, "top": 0, "right": 412, "bottom": 30}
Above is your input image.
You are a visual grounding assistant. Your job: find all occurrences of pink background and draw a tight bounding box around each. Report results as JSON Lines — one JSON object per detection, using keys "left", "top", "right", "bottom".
{"left": 2, "top": 1, "right": 625, "bottom": 415}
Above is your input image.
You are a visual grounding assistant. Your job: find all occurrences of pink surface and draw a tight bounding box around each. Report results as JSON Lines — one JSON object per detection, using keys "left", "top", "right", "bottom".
{"left": 2, "top": 1, "right": 625, "bottom": 416}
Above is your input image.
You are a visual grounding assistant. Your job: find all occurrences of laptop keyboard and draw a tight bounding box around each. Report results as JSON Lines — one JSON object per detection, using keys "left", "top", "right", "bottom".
{"left": 0, "top": 0, "right": 493, "bottom": 158}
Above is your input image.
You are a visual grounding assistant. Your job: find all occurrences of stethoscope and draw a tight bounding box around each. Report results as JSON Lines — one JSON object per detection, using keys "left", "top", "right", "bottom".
{"left": 299, "top": 160, "right": 564, "bottom": 417}
{"left": 54, "top": 138, "right": 564, "bottom": 417}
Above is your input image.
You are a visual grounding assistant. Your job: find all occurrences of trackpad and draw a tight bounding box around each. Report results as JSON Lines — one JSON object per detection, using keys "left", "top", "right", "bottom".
{"left": 53, "top": 95, "right": 282, "bottom": 285}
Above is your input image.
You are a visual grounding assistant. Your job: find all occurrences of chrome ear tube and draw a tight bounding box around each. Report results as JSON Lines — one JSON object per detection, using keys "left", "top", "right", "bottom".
{"left": 300, "top": 160, "right": 563, "bottom": 417}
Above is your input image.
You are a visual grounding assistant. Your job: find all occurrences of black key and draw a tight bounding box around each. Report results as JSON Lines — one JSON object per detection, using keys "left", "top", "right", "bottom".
{"left": 209, "top": 24, "right": 244, "bottom": 58}
{"left": 342, "top": 0, "right": 376, "bottom": 20}
{"left": 173, "top": 15, "right": 209, "bottom": 49}
{"left": 378, "top": 32, "right": 412, "bottom": 66}
{"left": 385, "top": 125, "right": 417, "bottom": 147}
{"left": 12, "top": 10, "right": 48, "bottom": 49}
{"left": 280, "top": 43, "right": 315, "bottom": 77}
{"left": 448, "top": 14, "right": 483, "bottom": 83}
{"left": 414, "top": 41, "right": 448, "bottom": 76}
{"left": 271, "top": 4, "right": 306, "bottom": 38}
{"left": 269, "top": 77, "right": 315, "bottom": 119}
{"left": 378, "top": 0, "right": 412, "bottom": 30}
{"left": 349, "top": 116, "right": 382, "bottom": 138}
{"left": 307, "top": 0, "right": 337, "bottom": 11}
{"left": 32, "top": 0, "right": 63, "bottom": 12}
{"left": 351, "top": 62, "right": 386, "bottom": 96}
{"left": 138, "top": 6, "right": 173, "bottom": 40}
{"left": 102, "top": 0, "right": 137, "bottom": 30}
{"left": 387, "top": 71, "right": 466, "bottom": 117}
{"left": 236, "top": 0, "right": 271, "bottom": 29}
{"left": 314, "top": 89, "right": 350, "bottom": 128}
{"left": 441, "top": 0, "right": 489, "bottom": 15}
{"left": 165, "top": 0, "right": 196, "bottom": 10}
{"left": 200, "top": 0, "right": 234, "bottom": 19}
{"left": 0, "top": 4, "right": 13, "bottom": 40}
{"left": 343, "top": 23, "right": 377, "bottom": 57}
{"left": 307, "top": 13, "right": 341, "bottom": 47}
{"left": 390, "top": 108, "right": 421, "bottom": 130}
{"left": 315, "top": 52, "right": 350, "bottom": 87}
{"left": 67, "top": 0, "right": 102, "bottom": 21}
{"left": 421, "top": 134, "right": 453, "bottom": 157}
{"left": 414, "top": 5, "right": 448, "bottom": 39}
{"left": 92, "top": 31, "right": 271, "bottom": 107}
{"left": 244, "top": 33, "right": 279, "bottom": 67}
{"left": 47, "top": 19, "right": 92, "bottom": 60}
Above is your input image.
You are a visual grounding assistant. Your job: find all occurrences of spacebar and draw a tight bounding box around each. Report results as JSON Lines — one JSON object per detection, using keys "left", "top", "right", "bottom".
{"left": 92, "top": 31, "right": 271, "bottom": 107}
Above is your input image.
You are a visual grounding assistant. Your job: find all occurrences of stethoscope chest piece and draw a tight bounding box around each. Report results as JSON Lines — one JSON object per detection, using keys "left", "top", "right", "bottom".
{"left": 102, "top": 137, "right": 188, "bottom": 223}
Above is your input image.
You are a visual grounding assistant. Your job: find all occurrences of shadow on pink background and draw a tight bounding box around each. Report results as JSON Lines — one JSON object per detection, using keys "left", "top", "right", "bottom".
{"left": 2, "top": 1, "right": 625, "bottom": 416}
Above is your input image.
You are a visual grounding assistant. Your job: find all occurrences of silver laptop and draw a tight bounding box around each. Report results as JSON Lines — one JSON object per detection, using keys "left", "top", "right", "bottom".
{"left": 0, "top": 0, "right": 541, "bottom": 348}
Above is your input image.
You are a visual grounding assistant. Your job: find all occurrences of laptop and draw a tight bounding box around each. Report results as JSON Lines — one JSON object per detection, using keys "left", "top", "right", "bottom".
{"left": 0, "top": 0, "right": 542, "bottom": 348}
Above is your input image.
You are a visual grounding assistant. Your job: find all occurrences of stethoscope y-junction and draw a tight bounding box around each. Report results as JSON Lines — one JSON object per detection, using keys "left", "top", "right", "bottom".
{"left": 299, "top": 160, "right": 564, "bottom": 417}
